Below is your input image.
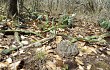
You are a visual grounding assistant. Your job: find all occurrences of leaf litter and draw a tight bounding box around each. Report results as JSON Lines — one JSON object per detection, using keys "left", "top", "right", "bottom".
{"left": 0, "top": 13, "right": 110, "bottom": 70}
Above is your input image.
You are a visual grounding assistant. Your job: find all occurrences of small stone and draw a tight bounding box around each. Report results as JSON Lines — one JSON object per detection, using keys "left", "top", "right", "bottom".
{"left": 56, "top": 40, "right": 79, "bottom": 58}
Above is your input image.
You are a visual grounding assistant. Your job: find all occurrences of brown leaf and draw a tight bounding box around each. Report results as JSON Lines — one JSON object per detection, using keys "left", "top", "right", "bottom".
{"left": 56, "top": 36, "right": 62, "bottom": 44}
{"left": 9, "top": 61, "right": 21, "bottom": 70}
{"left": 0, "top": 62, "right": 9, "bottom": 68}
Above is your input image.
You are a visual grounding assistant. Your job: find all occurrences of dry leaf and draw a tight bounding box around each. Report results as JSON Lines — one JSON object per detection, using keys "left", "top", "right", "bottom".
{"left": 80, "top": 46, "right": 96, "bottom": 55}
{"left": 0, "top": 62, "right": 9, "bottom": 68}
{"left": 106, "top": 51, "right": 110, "bottom": 55}
{"left": 78, "top": 51, "right": 83, "bottom": 56}
{"left": 21, "top": 41, "right": 29, "bottom": 45}
{"left": 75, "top": 57, "right": 84, "bottom": 65}
{"left": 6, "top": 58, "right": 12, "bottom": 64}
{"left": 101, "top": 54, "right": 106, "bottom": 57}
{"left": 55, "top": 59, "right": 63, "bottom": 67}
{"left": 46, "top": 46, "right": 52, "bottom": 50}
{"left": 58, "top": 28, "right": 65, "bottom": 32}
{"left": 78, "top": 65, "right": 84, "bottom": 70}
{"left": 19, "top": 49, "right": 25, "bottom": 54}
{"left": 87, "top": 64, "right": 92, "bottom": 70}
{"left": 46, "top": 60, "right": 57, "bottom": 70}
{"left": 56, "top": 36, "right": 62, "bottom": 44}
{"left": 53, "top": 55, "right": 62, "bottom": 60}
{"left": 9, "top": 61, "right": 21, "bottom": 70}
{"left": 77, "top": 42, "right": 86, "bottom": 48}
{"left": 11, "top": 52, "right": 19, "bottom": 57}
{"left": 21, "top": 35, "right": 27, "bottom": 40}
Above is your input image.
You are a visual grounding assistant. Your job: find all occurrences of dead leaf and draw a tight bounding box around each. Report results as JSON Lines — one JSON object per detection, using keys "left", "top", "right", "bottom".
{"left": 58, "top": 28, "right": 65, "bottom": 32}
{"left": 106, "top": 51, "right": 110, "bottom": 55}
{"left": 78, "top": 51, "right": 83, "bottom": 56}
{"left": 87, "top": 64, "right": 92, "bottom": 70}
{"left": 0, "top": 62, "right": 9, "bottom": 68}
{"left": 6, "top": 58, "right": 12, "bottom": 64}
{"left": 9, "top": 61, "right": 21, "bottom": 70}
{"left": 46, "top": 60, "right": 57, "bottom": 70}
{"left": 80, "top": 46, "right": 96, "bottom": 55}
{"left": 56, "top": 36, "right": 62, "bottom": 44}
{"left": 78, "top": 65, "right": 84, "bottom": 70}
{"left": 21, "top": 35, "right": 27, "bottom": 40}
{"left": 75, "top": 57, "right": 84, "bottom": 65}
{"left": 53, "top": 55, "right": 62, "bottom": 60}
{"left": 21, "top": 41, "right": 29, "bottom": 45}
{"left": 55, "top": 59, "right": 63, "bottom": 67}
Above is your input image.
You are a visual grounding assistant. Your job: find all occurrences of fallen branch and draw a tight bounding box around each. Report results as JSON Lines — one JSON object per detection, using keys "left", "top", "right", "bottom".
{"left": 14, "top": 32, "right": 23, "bottom": 47}
{"left": 0, "top": 32, "right": 23, "bottom": 55}
{"left": 57, "top": 33, "right": 109, "bottom": 44}
{"left": 0, "top": 30, "right": 44, "bottom": 38}
{"left": 71, "top": 34, "right": 107, "bottom": 44}
{"left": 0, "top": 35, "right": 55, "bottom": 55}
{"left": 0, "top": 47, "right": 20, "bottom": 55}
{"left": 23, "top": 35, "right": 55, "bottom": 49}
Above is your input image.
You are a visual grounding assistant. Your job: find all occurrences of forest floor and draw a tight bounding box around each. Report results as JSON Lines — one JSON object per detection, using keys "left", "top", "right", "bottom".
{"left": 0, "top": 13, "right": 110, "bottom": 70}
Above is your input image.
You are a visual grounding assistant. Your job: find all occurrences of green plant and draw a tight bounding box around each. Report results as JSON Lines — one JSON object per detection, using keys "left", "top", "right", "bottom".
{"left": 59, "top": 14, "right": 76, "bottom": 28}
{"left": 36, "top": 51, "right": 46, "bottom": 60}
{"left": 98, "top": 18, "right": 110, "bottom": 30}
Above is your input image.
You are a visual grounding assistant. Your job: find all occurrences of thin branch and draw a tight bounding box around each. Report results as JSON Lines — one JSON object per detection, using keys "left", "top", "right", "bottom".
{"left": 23, "top": 35, "right": 55, "bottom": 49}
{"left": 0, "top": 30, "right": 44, "bottom": 38}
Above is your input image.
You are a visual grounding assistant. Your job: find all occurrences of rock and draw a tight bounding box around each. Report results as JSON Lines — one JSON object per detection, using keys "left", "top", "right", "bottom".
{"left": 56, "top": 40, "right": 79, "bottom": 59}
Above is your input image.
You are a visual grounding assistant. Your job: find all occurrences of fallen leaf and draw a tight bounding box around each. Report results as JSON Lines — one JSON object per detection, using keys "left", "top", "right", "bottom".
{"left": 75, "top": 57, "right": 84, "bottom": 65}
{"left": 78, "top": 65, "right": 84, "bottom": 70}
{"left": 58, "top": 28, "right": 65, "bottom": 32}
{"left": 78, "top": 51, "right": 83, "bottom": 56}
{"left": 6, "top": 58, "right": 12, "bottom": 64}
{"left": 9, "top": 61, "right": 21, "bottom": 70}
{"left": 21, "top": 41, "right": 29, "bottom": 45}
{"left": 80, "top": 46, "right": 96, "bottom": 55}
{"left": 106, "top": 51, "right": 110, "bottom": 55}
{"left": 101, "top": 54, "right": 106, "bottom": 57}
{"left": 87, "top": 64, "right": 92, "bottom": 70}
{"left": 46, "top": 60, "right": 57, "bottom": 70}
{"left": 53, "top": 55, "right": 62, "bottom": 60}
{"left": 55, "top": 59, "right": 63, "bottom": 67}
{"left": 21, "top": 35, "right": 27, "bottom": 40}
{"left": 56, "top": 36, "right": 62, "bottom": 44}
{"left": 0, "top": 62, "right": 9, "bottom": 68}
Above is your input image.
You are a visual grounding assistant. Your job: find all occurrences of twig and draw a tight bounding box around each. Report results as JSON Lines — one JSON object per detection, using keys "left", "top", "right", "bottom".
{"left": 23, "top": 35, "right": 55, "bottom": 49}
{"left": 0, "top": 35, "right": 55, "bottom": 55}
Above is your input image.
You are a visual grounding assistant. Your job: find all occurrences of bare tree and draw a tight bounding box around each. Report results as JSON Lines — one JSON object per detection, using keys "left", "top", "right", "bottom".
{"left": 7, "top": 0, "right": 18, "bottom": 19}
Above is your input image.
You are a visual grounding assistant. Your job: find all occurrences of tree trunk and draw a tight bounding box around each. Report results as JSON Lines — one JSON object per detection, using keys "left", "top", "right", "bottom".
{"left": 7, "top": 0, "right": 18, "bottom": 19}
